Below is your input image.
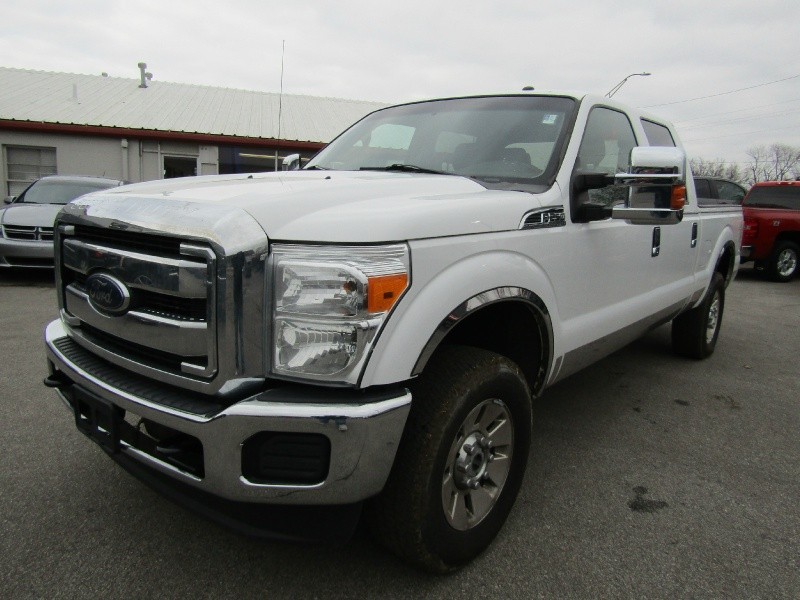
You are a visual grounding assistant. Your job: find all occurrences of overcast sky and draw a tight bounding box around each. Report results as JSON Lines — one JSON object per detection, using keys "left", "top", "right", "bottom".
{"left": 2, "top": 0, "right": 799, "bottom": 170}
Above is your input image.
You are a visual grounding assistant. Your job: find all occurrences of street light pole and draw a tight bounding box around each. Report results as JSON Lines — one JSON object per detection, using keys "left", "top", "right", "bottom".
{"left": 606, "top": 72, "right": 651, "bottom": 98}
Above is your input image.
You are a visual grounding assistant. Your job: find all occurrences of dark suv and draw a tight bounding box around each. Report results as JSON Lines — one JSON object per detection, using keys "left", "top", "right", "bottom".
{"left": 741, "top": 181, "right": 800, "bottom": 282}
{"left": 693, "top": 176, "right": 747, "bottom": 206}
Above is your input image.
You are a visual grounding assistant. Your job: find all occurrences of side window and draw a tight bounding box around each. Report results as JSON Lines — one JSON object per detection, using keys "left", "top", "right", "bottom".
{"left": 694, "top": 178, "right": 712, "bottom": 198}
{"left": 641, "top": 119, "right": 676, "bottom": 147}
{"left": 573, "top": 107, "right": 638, "bottom": 218}
{"left": 577, "top": 107, "right": 638, "bottom": 175}
{"left": 694, "top": 177, "right": 713, "bottom": 206}
{"left": 714, "top": 180, "right": 746, "bottom": 204}
{"left": 5, "top": 145, "right": 57, "bottom": 196}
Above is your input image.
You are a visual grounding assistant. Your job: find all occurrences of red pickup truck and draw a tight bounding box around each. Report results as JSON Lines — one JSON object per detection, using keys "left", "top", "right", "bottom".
{"left": 741, "top": 181, "right": 800, "bottom": 282}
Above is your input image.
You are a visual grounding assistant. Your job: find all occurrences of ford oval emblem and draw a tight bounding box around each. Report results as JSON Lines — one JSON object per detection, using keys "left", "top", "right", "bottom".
{"left": 86, "top": 273, "right": 131, "bottom": 316}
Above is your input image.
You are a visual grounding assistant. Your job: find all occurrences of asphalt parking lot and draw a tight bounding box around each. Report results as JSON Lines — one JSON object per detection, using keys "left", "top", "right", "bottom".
{"left": 1, "top": 267, "right": 798, "bottom": 599}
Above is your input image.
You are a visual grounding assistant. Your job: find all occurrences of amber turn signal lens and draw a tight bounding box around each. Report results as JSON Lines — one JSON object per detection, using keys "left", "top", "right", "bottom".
{"left": 367, "top": 274, "right": 408, "bottom": 313}
{"left": 671, "top": 185, "right": 686, "bottom": 210}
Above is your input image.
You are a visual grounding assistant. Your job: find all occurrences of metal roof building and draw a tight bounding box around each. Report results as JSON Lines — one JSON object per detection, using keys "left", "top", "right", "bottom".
{"left": 0, "top": 66, "right": 386, "bottom": 195}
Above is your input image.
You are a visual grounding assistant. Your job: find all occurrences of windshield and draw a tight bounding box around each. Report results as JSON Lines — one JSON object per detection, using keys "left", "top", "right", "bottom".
{"left": 307, "top": 96, "right": 577, "bottom": 190}
{"left": 17, "top": 179, "right": 118, "bottom": 205}
{"left": 744, "top": 185, "right": 799, "bottom": 210}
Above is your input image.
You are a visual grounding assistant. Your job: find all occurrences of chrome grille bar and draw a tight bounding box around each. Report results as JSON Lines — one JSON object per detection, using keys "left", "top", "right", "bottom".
{"left": 64, "top": 286, "right": 209, "bottom": 356}
{"left": 62, "top": 238, "right": 209, "bottom": 298}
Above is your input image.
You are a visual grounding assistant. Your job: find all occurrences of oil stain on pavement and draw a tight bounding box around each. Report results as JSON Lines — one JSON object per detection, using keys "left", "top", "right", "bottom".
{"left": 628, "top": 486, "right": 669, "bottom": 513}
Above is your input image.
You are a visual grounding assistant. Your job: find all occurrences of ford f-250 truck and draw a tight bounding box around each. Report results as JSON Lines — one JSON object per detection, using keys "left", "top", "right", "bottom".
{"left": 44, "top": 93, "right": 742, "bottom": 572}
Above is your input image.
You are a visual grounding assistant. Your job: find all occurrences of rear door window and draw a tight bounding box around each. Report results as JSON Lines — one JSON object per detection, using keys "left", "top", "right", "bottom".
{"left": 641, "top": 119, "right": 675, "bottom": 147}
{"left": 694, "top": 177, "right": 713, "bottom": 202}
{"left": 714, "top": 180, "right": 746, "bottom": 204}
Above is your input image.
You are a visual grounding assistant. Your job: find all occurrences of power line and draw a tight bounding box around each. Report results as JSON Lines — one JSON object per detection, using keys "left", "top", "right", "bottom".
{"left": 679, "top": 108, "right": 799, "bottom": 131}
{"left": 689, "top": 158, "right": 772, "bottom": 166}
{"left": 643, "top": 74, "right": 800, "bottom": 108}
{"left": 675, "top": 97, "right": 800, "bottom": 125}
{"left": 682, "top": 123, "right": 800, "bottom": 143}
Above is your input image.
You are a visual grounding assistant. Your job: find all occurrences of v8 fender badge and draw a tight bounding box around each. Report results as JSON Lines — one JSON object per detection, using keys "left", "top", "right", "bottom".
{"left": 85, "top": 273, "right": 131, "bottom": 316}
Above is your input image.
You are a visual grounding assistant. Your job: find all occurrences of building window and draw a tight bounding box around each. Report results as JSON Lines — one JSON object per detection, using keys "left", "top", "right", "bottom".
{"left": 163, "top": 156, "right": 198, "bottom": 178}
{"left": 5, "top": 146, "right": 57, "bottom": 196}
{"left": 218, "top": 146, "right": 317, "bottom": 174}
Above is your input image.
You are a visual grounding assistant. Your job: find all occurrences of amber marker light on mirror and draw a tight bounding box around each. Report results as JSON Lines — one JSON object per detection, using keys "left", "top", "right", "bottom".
{"left": 671, "top": 185, "right": 687, "bottom": 210}
{"left": 367, "top": 274, "right": 409, "bottom": 313}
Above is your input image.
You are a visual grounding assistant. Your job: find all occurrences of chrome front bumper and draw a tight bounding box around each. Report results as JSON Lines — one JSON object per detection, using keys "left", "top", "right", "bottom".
{"left": 45, "top": 319, "right": 411, "bottom": 506}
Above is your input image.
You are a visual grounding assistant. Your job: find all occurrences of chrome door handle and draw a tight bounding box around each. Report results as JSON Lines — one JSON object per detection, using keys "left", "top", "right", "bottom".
{"left": 652, "top": 226, "right": 661, "bottom": 257}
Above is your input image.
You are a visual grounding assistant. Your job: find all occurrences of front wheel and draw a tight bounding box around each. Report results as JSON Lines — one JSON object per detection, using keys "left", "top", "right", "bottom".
{"left": 672, "top": 272, "right": 725, "bottom": 359}
{"left": 366, "top": 346, "right": 532, "bottom": 573}
{"left": 768, "top": 241, "right": 799, "bottom": 282}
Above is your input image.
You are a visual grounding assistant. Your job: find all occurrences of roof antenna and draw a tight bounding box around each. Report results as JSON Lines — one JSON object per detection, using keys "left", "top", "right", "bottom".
{"left": 275, "top": 40, "right": 286, "bottom": 171}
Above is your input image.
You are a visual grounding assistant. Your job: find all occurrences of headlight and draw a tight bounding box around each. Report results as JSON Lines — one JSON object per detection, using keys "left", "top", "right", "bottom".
{"left": 271, "top": 244, "right": 410, "bottom": 383}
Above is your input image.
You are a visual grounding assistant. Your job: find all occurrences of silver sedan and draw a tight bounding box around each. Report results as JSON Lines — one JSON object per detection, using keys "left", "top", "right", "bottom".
{"left": 1, "top": 175, "right": 124, "bottom": 268}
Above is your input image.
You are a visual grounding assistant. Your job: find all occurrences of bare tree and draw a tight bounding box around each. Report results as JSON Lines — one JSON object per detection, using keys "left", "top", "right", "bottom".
{"left": 745, "top": 143, "right": 800, "bottom": 184}
{"left": 689, "top": 157, "right": 744, "bottom": 184}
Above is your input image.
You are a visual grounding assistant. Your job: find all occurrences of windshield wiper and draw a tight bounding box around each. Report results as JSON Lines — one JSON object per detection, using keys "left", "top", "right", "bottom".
{"left": 304, "top": 165, "right": 329, "bottom": 170}
{"left": 360, "top": 164, "right": 447, "bottom": 175}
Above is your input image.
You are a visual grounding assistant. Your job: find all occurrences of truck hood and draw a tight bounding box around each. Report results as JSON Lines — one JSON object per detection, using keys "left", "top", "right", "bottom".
{"left": 82, "top": 171, "right": 554, "bottom": 242}
{"left": 1, "top": 203, "right": 63, "bottom": 227}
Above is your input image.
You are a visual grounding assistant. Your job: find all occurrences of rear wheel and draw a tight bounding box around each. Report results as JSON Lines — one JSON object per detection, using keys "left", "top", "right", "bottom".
{"left": 367, "top": 346, "right": 532, "bottom": 573}
{"left": 672, "top": 272, "right": 725, "bottom": 359}
{"left": 768, "top": 241, "right": 799, "bottom": 282}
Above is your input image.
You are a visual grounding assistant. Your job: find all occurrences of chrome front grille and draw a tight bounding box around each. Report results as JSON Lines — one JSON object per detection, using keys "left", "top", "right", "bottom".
{"left": 3, "top": 224, "right": 54, "bottom": 241}
{"left": 59, "top": 226, "right": 218, "bottom": 382}
{"left": 71, "top": 224, "right": 181, "bottom": 255}
{"left": 54, "top": 195, "right": 270, "bottom": 398}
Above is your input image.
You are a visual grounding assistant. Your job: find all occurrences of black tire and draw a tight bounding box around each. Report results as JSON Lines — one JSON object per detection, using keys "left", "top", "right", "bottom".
{"left": 366, "top": 346, "right": 532, "bottom": 573}
{"left": 672, "top": 272, "right": 725, "bottom": 359}
{"left": 767, "top": 241, "right": 799, "bottom": 282}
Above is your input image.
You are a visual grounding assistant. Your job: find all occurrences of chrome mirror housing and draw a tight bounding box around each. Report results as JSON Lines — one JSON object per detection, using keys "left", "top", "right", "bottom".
{"left": 282, "top": 153, "right": 301, "bottom": 171}
{"left": 612, "top": 147, "right": 687, "bottom": 225}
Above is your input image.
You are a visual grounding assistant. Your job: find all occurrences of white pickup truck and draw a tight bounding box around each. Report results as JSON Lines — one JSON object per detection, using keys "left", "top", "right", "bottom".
{"left": 44, "top": 92, "right": 742, "bottom": 572}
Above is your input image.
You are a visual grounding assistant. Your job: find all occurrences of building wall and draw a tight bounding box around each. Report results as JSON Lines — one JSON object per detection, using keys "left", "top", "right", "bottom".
{"left": 1, "top": 131, "right": 124, "bottom": 192}
{"left": 138, "top": 140, "right": 217, "bottom": 181}
{"left": 1, "top": 125, "right": 323, "bottom": 198}
{"left": 0, "top": 130, "right": 221, "bottom": 194}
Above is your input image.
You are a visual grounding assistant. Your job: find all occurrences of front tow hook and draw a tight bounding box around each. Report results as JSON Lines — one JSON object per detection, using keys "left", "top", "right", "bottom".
{"left": 43, "top": 371, "right": 72, "bottom": 389}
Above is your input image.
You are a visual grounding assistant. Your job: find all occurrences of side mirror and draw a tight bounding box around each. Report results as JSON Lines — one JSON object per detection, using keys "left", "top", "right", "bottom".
{"left": 282, "top": 153, "right": 301, "bottom": 171}
{"left": 4, "top": 196, "right": 15, "bottom": 204}
{"left": 612, "top": 147, "right": 686, "bottom": 225}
